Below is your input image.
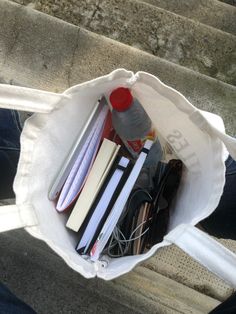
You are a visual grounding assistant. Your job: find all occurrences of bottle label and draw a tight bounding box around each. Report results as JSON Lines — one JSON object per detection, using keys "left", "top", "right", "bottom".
{"left": 126, "top": 129, "right": 156, "bottom": 154}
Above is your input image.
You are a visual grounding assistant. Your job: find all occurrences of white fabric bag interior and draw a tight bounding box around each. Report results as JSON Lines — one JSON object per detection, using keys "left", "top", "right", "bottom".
{"left": 12, "top": 69, "right": 229, "bottom": 279}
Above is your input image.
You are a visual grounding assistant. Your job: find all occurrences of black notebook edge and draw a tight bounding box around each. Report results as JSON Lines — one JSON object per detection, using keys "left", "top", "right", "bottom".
{"left": 75, "top": 155, "right": 133, "bottom": 254}
{"left": 79, "top": 159, "right": 133, "bottom": 255}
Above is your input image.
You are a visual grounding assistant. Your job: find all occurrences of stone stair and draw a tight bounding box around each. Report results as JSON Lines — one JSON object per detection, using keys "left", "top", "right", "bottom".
{"left": 0, "top": 0, "right": 236, "bottom": 313}
{"left": 1, "top": 229, "right": 221, "bottom": 314}
{"left": 141, "top": 0, "right": 236, "bottom": 35}
{"left": 14, "top": 0, "right": 236, "bottom": 85}
{"left": 219, "top": 0, "right": 236, "bottom": 6}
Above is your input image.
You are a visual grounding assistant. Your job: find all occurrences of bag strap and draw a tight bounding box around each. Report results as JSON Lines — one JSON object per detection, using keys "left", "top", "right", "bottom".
{"left": 0, "top": 204, "right": 38, "bottom": 233}
{"left": 0, "top": 84, "right": 69, "bottom": 113}
{"left": 208, "top": 124, "right": 236, "bottom": 160}
{"left": 165, "top": 224, "right": 236, "bottom": 288}
{"left": 190, "top": 110, "right": 236, "bottom": 160}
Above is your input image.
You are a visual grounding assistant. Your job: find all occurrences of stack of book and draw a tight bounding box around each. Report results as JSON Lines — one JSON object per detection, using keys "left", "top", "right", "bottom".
{"left": 48, "top": 97, "right": 182, "bottom": 262}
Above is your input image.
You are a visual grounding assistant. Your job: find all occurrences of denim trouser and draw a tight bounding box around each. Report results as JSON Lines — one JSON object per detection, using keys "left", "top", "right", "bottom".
{"left": 0, "top": 283, "right": 36, "bottom": 314}
{"left": 201, "top": 155, "right": 236, "bottom": 239}
{"left": 0, "top": 109, "right": 21, "bottom": 199}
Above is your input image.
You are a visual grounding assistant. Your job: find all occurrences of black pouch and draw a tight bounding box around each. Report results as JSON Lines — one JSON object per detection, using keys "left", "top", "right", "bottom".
{"left": 145, "top": 159, "right": 183, "bottom": 249}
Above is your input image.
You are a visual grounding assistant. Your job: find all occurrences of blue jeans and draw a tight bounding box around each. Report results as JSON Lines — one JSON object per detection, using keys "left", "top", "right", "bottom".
{"left": 0, "top": 283, "right": 36, "bottom": 314}
{"left": 201, "top": 155, "right": 236, "bottom": 240}
{"left": 0, "top": 109, "right": 21, "bottom": 199}
{"left": 0, "top": 110, "right": 36, "bottom": 312}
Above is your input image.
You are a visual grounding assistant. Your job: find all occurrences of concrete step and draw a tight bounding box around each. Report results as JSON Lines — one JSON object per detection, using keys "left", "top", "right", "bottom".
{"left": 13, "top": 0, "right": 236, "bottom": 85}
{"left": 0, "top": 1, "right": 236, "bottom": 312}
{"left": 144, "top": 237, "right": 236, "bottom": 302}
{"left": 219, "top": 0, "right": 236, "bottom": 6}
{"left": 0, "top": 229, "right": 221, "bottom": 314}
{"left": 141, "top": 0, "right": 236, "bottom": 35}
{"left": 2, "top": 1, "right": 236, "bottom": 135}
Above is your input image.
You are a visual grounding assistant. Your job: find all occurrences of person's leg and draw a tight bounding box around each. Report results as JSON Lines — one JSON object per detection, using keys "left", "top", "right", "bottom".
{"left": 201, "top": 155, "right": 236, "bottom": 239}
{"left": 202, "top": 156, "right": 236, "bottom": 313}
{"left": 0, "top": 109, "right": 21, "bottom": 199}
{"left": 209, "top": 292, "right": 236, "bottom": 314}
{"left": 0, "top": 109, "right": 36, "bottom": 313}
{"left": 0, "top": 283, "right": 36, "bottom": 314}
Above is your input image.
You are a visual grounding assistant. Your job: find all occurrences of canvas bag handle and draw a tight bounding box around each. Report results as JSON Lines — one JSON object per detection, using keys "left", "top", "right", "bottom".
{"left": 189, "top": 110, "right": 236, "bottom": 160}
{"left": 165, "top": 224, "right": 236, "bottom": 288}
{"left": 0, "top": 204, "right": 38, "bottom": 232}
{"left": 0, "top": 84, "right": 68, "bottom": 232}
{"left": 0, "top": 83, "right": 69, "bottom": 113}
{"left": 164, "top": 111, "right": 236, "bottom": 287}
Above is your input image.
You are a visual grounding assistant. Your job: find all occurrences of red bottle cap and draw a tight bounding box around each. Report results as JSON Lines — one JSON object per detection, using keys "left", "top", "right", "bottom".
{"left": 109, "top": 87, "right": 133, "bottom": 112}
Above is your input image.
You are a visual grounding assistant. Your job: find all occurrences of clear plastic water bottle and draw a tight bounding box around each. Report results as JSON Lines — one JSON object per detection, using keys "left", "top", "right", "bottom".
{"left": 109, "top": 87, "right": 157, "bottom": 158}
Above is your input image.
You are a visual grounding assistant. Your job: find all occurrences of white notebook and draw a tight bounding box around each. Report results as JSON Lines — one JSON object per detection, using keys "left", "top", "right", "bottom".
{"left": 76, "top": 156, "right": 130, "bottom": 253}
{"left": 56, "top": 103, "right": 109, "bottom": 211}
{"left": 90, "top": 140, "right": 153, "bottom": 261}
{"left": 48, "top": 97, "right": 106, "bottom": 201}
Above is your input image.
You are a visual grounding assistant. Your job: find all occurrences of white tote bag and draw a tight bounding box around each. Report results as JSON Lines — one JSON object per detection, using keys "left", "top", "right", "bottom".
{"left": 0, "top": 69, "right": 236, "bottom": 283}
